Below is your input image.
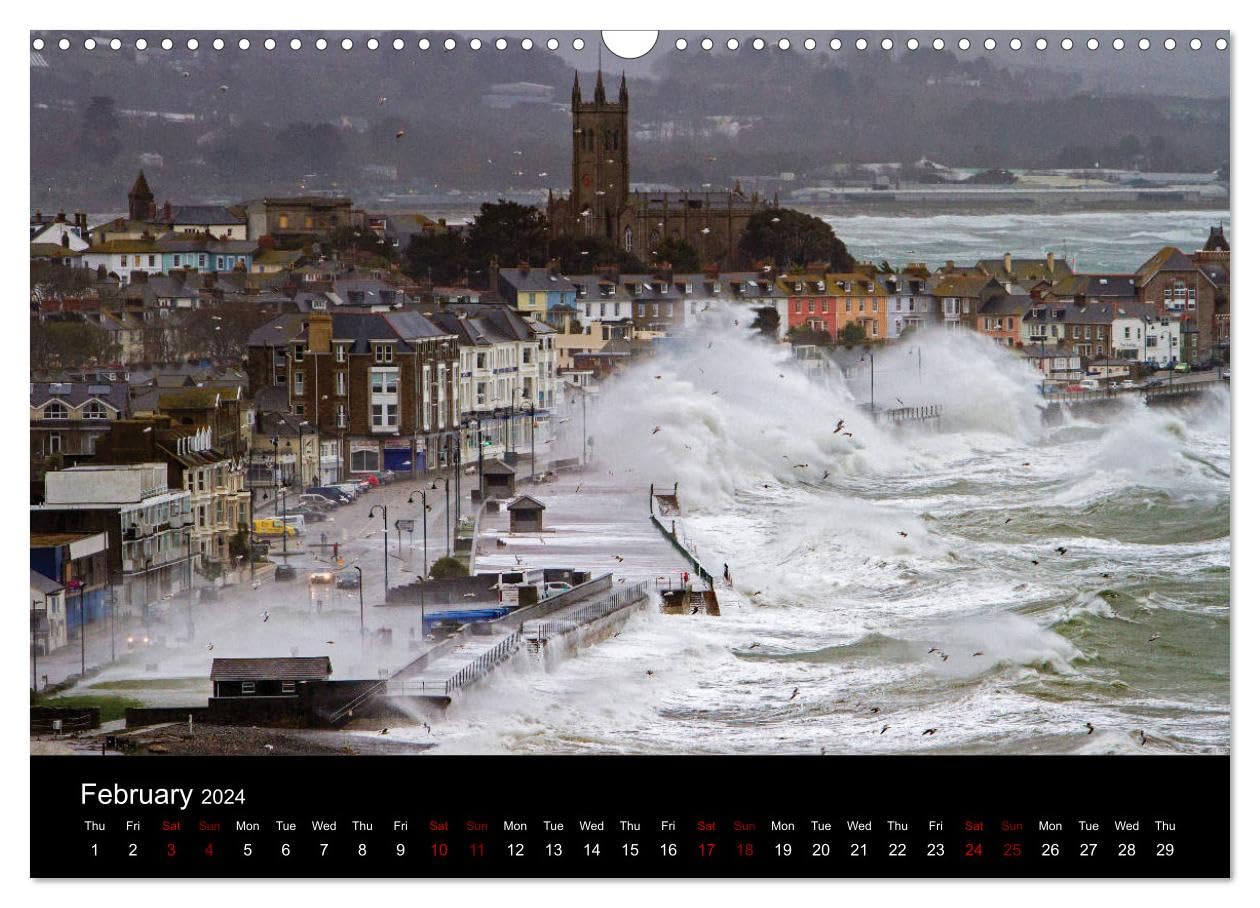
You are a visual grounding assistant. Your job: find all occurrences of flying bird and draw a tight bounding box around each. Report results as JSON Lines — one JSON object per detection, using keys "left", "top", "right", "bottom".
{"left": 395, "top": 129, "right": 406, "bottom": 140}
{"left": 645, "top": 670, "right": 655, "bottom": 676}
{"left": 1086, "top": 722, "right": 1095, "bottom": 735}
{"left": 972, "top": 651, "right": 984, "bottom": 657}
{"left": 833, "top": 419, "right": 846, "bottom": 434}
{"left": 218, "top": 84, "right": 229, "bottom": 93}
{"left": 1055, "top": 546, "right": 1068, "bottom": 555}
{"left": 652, "top": 426, "right": 661, "bottom": 435}
{"left": 922, "top": 728, "right": 938, "bottom": 736}
{"left": 821, "top": 470, "right": 830, "bottom": 481}
{"left": 870, "top": 706, "right": 880, "bottom": 714}
{"left": 378, "top": 96, "right": 387, "bottom": 105}
{"left": 788, "top": 687, "right": 800, "bottom": 701}
{"left": 206, "top": 643, "right": 214, "bottom": 651}
{"left": 1004, "top": 518, "right": 1014, "bottom": 524}
{"left": 380, "top": 728, "right": 389, "bottom": 735}
{"left": 1139, "top": 729, "right": 1148, "bottom": 746}
{"left": 1031, "top": 559, "right": 1040, "bottom": 566}
{"left": 261, "top": 611, "right": 270, "bottom": 622}
{"left": 898, "top": 531, "right": 908, "bottom": 537}
{"left": 1148, "top": 633, "right": 1161, "bottom": 643}
{"left": 842, "top": 432, "right": 854, "bottom": 437}
{"left": 880, "top": 725, "right": 891, "bottom": 735}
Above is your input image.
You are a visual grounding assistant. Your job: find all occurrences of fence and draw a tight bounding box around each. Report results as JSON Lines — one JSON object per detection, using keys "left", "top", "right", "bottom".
{"left": 1042, "top": 378, "right": 1223, "bottom": 404}
{"left": 384, "top": 632, "right": 522, "bottom": 699}
{"left": 878, "top": 404, "right": 942, "bottom": 424}
{"left": 525, "top": 581, "right": 650, "bottom": 643}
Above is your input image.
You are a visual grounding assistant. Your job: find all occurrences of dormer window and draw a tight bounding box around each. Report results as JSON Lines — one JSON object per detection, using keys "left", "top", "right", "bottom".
{"left": 684, "top": 283, "right": 693, "bottom": 294}
{"left": 292, "top": 343, "right": 305, "bottom": 363}
{"left": 334, "top": 344, "right": 346, "bottom": 363}
{"left": 374, "top": 344, "right": 394, "bottom": 364}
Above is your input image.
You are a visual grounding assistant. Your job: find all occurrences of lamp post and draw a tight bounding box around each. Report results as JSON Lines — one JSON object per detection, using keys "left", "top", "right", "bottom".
{"left": 368, "top": 504, "right": 389, "bottom": 600}
{"left": 407, "top": 490, "right": 431, "bottom": 577}
{"left": 352, "top": 565, "right": 364, "bottom": 639}
{"left": 468, "top": 417, "right": 485, "bottom": 500}
{"left": 271, "top": 434, "right": 281, "bottom": 506}
{"left": 296, "top": 421, "right": 313, "bottom": 490}
{"left": 429, "top": 475, "right": 451, "bottom": 558}
{"left": 452, "top": 435, "right": 462, "bottom": 531}
{"left": 861, "top": 346, "right": 876, "bottom": 412}
{"left": 580, "top": 386, "right": 588, "bottom": 466}
{"left": 525, "top": 399, "right": 537, "bottom": 480}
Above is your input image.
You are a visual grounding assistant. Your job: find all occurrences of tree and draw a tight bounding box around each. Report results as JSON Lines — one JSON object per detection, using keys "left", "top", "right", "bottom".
{"left": 466, "top": 201, "right": 549, "bottom": 278}
{"left": 648, "top": 235, "right": 701, "bottom": 272}
{"left": 840, "top": 321, "right": 868, "bottom": 346}
{"left": 429, "top": 556, "right": 468, "bottom": 578}
{"left": 403, "top": 230, "right": 469, "bottom": 285}
{"left": 750, "top": 306, "right": 780, "bottom": 337}
{"left": 30, "top": 320, "right": 118, "bottom": 368}
{"left": 737, "top": 208, "right": 855, "bottom": 273}
{"left": 326, "top": 225, "right": 396, "bottom": 265}
{"left": 550, "top": 233, "right": 645, "bottom": 274}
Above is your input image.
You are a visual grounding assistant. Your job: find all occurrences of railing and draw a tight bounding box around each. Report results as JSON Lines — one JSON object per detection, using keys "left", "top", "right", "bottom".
{"left": 1043, "top": 378, "right": 1224, "bottom": 404}
{"left": 525, "top": 581, "right": 650, "bottom": 644}
{"left": 327, "top": 680, "right": 387, "bottom": 725}
{"left": 649, "top": 513, "right": 715, "bottom": 589}
{"left": 387, "top": 631, "right": 523, "bottom": 698}
{"left": 878, "top": 404, "right": 942, "bottom": 424}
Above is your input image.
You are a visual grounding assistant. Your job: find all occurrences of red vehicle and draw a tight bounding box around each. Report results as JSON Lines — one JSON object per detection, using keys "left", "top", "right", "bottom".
{"left": 363, "top": 474, "right": 381, "bottom": 487}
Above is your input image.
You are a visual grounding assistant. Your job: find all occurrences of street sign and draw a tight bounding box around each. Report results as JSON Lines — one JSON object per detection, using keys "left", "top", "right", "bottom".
{"left": 395, "top": 519, "right": 415, "bottom": 533}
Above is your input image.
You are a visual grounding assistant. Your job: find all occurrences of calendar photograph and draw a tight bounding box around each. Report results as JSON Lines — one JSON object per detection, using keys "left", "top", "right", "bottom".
{"left": 29, "top": 28, "right": 1229, "bottom": 776}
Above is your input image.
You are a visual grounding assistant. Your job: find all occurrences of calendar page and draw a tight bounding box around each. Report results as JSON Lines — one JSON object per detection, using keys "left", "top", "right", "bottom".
{"left": 27, "top": 24, "right": 1231, "bottom": 881}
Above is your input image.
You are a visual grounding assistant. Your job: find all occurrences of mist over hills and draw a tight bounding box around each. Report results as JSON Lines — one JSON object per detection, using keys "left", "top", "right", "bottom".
{"left": 31, "top": 30, "right": 1228, "bottom": 212}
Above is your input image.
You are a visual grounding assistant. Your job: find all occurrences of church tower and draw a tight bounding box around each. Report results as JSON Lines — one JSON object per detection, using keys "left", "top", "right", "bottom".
{"left": 128, "top": 170, "right": 156, "bottom": 222}
{"left": 570, "top": 70, "right": 630, "bottom": 240}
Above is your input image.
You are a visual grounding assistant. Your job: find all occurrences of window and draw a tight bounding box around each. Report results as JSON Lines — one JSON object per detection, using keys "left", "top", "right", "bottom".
{"left": 82, "top": 397, "right": 108, "bottom": 420}
{"left": 335, "top": 344, "right": 346, "bottom": 363}
{"left": 370, "top": 370, "right": 398, "bottom": 393}
{"left": 148, "top": 255, "right": 156, "bottom": 267}
{"left": 293, "top": 343, "right": 304, "bottom": 363}
{"left": 198, "top": 254, "right": 207, "bottom": 268}
{"left": 43, "top": 401, "right": 68, "bottom": 420}
{"left": 217, "top": 257, "right": 225, "bottom": 270}
{"left": 371, "top": 403, "right": 399, "bottom": 428}
{"left": 241, "top": 681, "right": 256, "bottom": 695}
{"left": 281, "top": 681, "right": 296, "bottom": 694}
{"left": 336, "top": 405, "right": 347, "bottom": 428}
{"left": 351, "top": 449, "right": 379, "bottom": 472}
{"left": 374, "top": 344, "right": 394, "bottom": 364}
{"left": 47, "top": 433, "right": 62, "bottom": 453}
{"left": 335, "top": 372, "right": 346, "bottom": 396}
{"left": 293, "top": 370, "right": 304, "bottom": 395}
{"left": 173, "top": 254, "right": 181, "bottom": 267}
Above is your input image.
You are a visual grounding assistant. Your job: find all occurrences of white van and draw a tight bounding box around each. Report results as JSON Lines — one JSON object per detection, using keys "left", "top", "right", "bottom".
{"left": 279, "top": 514, "right": 307, "bottom": 536}
{"left": 1078, "top": 378, "right": 1102, "bottom": 391}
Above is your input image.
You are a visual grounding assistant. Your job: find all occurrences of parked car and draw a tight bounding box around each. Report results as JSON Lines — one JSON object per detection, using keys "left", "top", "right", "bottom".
{"left": 1174, "top": 362, "right": 1192, "bottom": 373}
{"left": 363, "top": 474, "right": 381, "bottom": 487}
{"left": 542, "top": 581, "right": 573, "bottom": 599}
{"left": 297, "top": 493, "right": 336, "bottom": 511}
{"left": 308, "top": 571, "right": 336, "bottom": 586}
{"left": 306, "top": 486, "right": 351, "bottom": 505}
{"left": 253, "top": 518, "right": 298, "bottom": 538}
{"left": 274, "top": 564, "right": 297, "bottom": 581}
{"left": 1078, "top": 378, "right": 1102, "bottom": 391}
{"left": 336, "top": 571, "right": 361, "bottom": 589}
{"left": 277, "top": 514, "right": 307, "bottom": 536}
{"left": 373, "top": 470, "right": 396, "bottom": 484}
{"left": 288, "top": 506, "right": 328, "bottom": 524}
{"left": 331, "top": 482, "right": 361, "bottom": 500}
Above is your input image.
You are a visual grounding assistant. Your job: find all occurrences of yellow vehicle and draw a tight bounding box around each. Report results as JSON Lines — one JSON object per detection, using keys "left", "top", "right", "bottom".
{"left": 253, "top": 518, "right": 297, "bottom": 538}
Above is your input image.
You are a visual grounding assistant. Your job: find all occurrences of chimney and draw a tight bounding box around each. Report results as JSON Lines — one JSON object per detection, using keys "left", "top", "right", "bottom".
{"left": 306, "top": 311, "right": 333, "bottom": 354}
{"left": 61, "top": 232, "right": 70, "bottom": 248}
{"left": 162, "top": 200, "right": 172, "bottom": 221}
{"left": 75, "top": 210, "right": 87, "bottom": 231}
{"left": 54, "top": 209, "right": 67, "bottom": 223}
{"left": 1003, "top": 252, "right": 1013, "bottom": 275}
{"left": 1046, "top": 251, "right": 1056, "bottom": 272}
{"left": 945, "top": 260, "right": 955, "bottom": 272}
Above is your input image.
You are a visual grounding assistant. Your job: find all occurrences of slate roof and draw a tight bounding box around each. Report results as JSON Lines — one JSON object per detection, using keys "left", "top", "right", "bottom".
{"left": 168, "top": 205, "right": 246, "bottom": 226}
{"left": 1135, "top": 247, "right": 1199, "bottom": 285}
{"left": 210, "top": 657, "right": 332, "bottom": 682}
{"left": 31, "top": 381, "right": 129, "bottom": 412}
{"left": 506, "top": 495, "right": 546, "bottom": 511}
{"left": 499, "top": 267, "right": 577, "bottom": 294}
{"left": 979, "top": 294, "right": 1033, "bottom": 316}
{"left": 30, "top": 570, "right": 64, "bottom": 595}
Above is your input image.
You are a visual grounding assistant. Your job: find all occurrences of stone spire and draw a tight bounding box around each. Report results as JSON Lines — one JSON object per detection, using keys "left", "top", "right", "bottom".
{"left": 594, "top": 68, "right": 606, "bottom": 104}
{"left": 571, "top": 70, "right": 582, "bottom": 107}
{"left": 619, "top": 71, "right": 628, "bottom": 105}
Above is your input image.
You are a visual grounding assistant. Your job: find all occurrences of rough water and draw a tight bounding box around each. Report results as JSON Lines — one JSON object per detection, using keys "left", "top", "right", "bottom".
{"left": 423, "top": 313, "right": 1228, "bottom": 756}
{"left": 825, "top": 209, "right": 1232, "bottom": 273}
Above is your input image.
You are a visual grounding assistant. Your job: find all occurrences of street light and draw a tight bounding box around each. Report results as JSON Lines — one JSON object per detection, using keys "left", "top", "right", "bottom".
{"left": 368, "top": 504, "right": 389, "bottom": 600}
{"left": 407, "top": 489, "right": 431, "bottom": 577}
{"left": 860, "top": 346, "right": 876, "bottom": 412}
{"left": 296, "top": 421, "right": 313, "bottom": 490}
{"left": 429, "top": 475, "right": 451, "bottom": 558}
{"left": 525, "top": 400, "right": 537, "bottom": 480}
{"left": 352, "top": 565, "right": 364, "bottom": 639}
{"left": 467, "top": 416, "right": 485, "bottom": 499}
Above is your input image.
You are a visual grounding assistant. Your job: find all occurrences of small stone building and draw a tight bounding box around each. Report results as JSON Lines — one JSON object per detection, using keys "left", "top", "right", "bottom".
{"left": 507, "top": 495, "right": 546, "bottom": 533}
{"left": 210, "top": 656, "right": 332, "bottom": 699}
{"left": 481, "top": 459, "right": 517, "bottom": 499}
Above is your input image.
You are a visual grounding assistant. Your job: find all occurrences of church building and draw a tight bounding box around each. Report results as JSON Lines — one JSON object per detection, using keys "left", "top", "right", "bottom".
{"left": 546, "top": 71, "right": 772, "bottom": 268}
